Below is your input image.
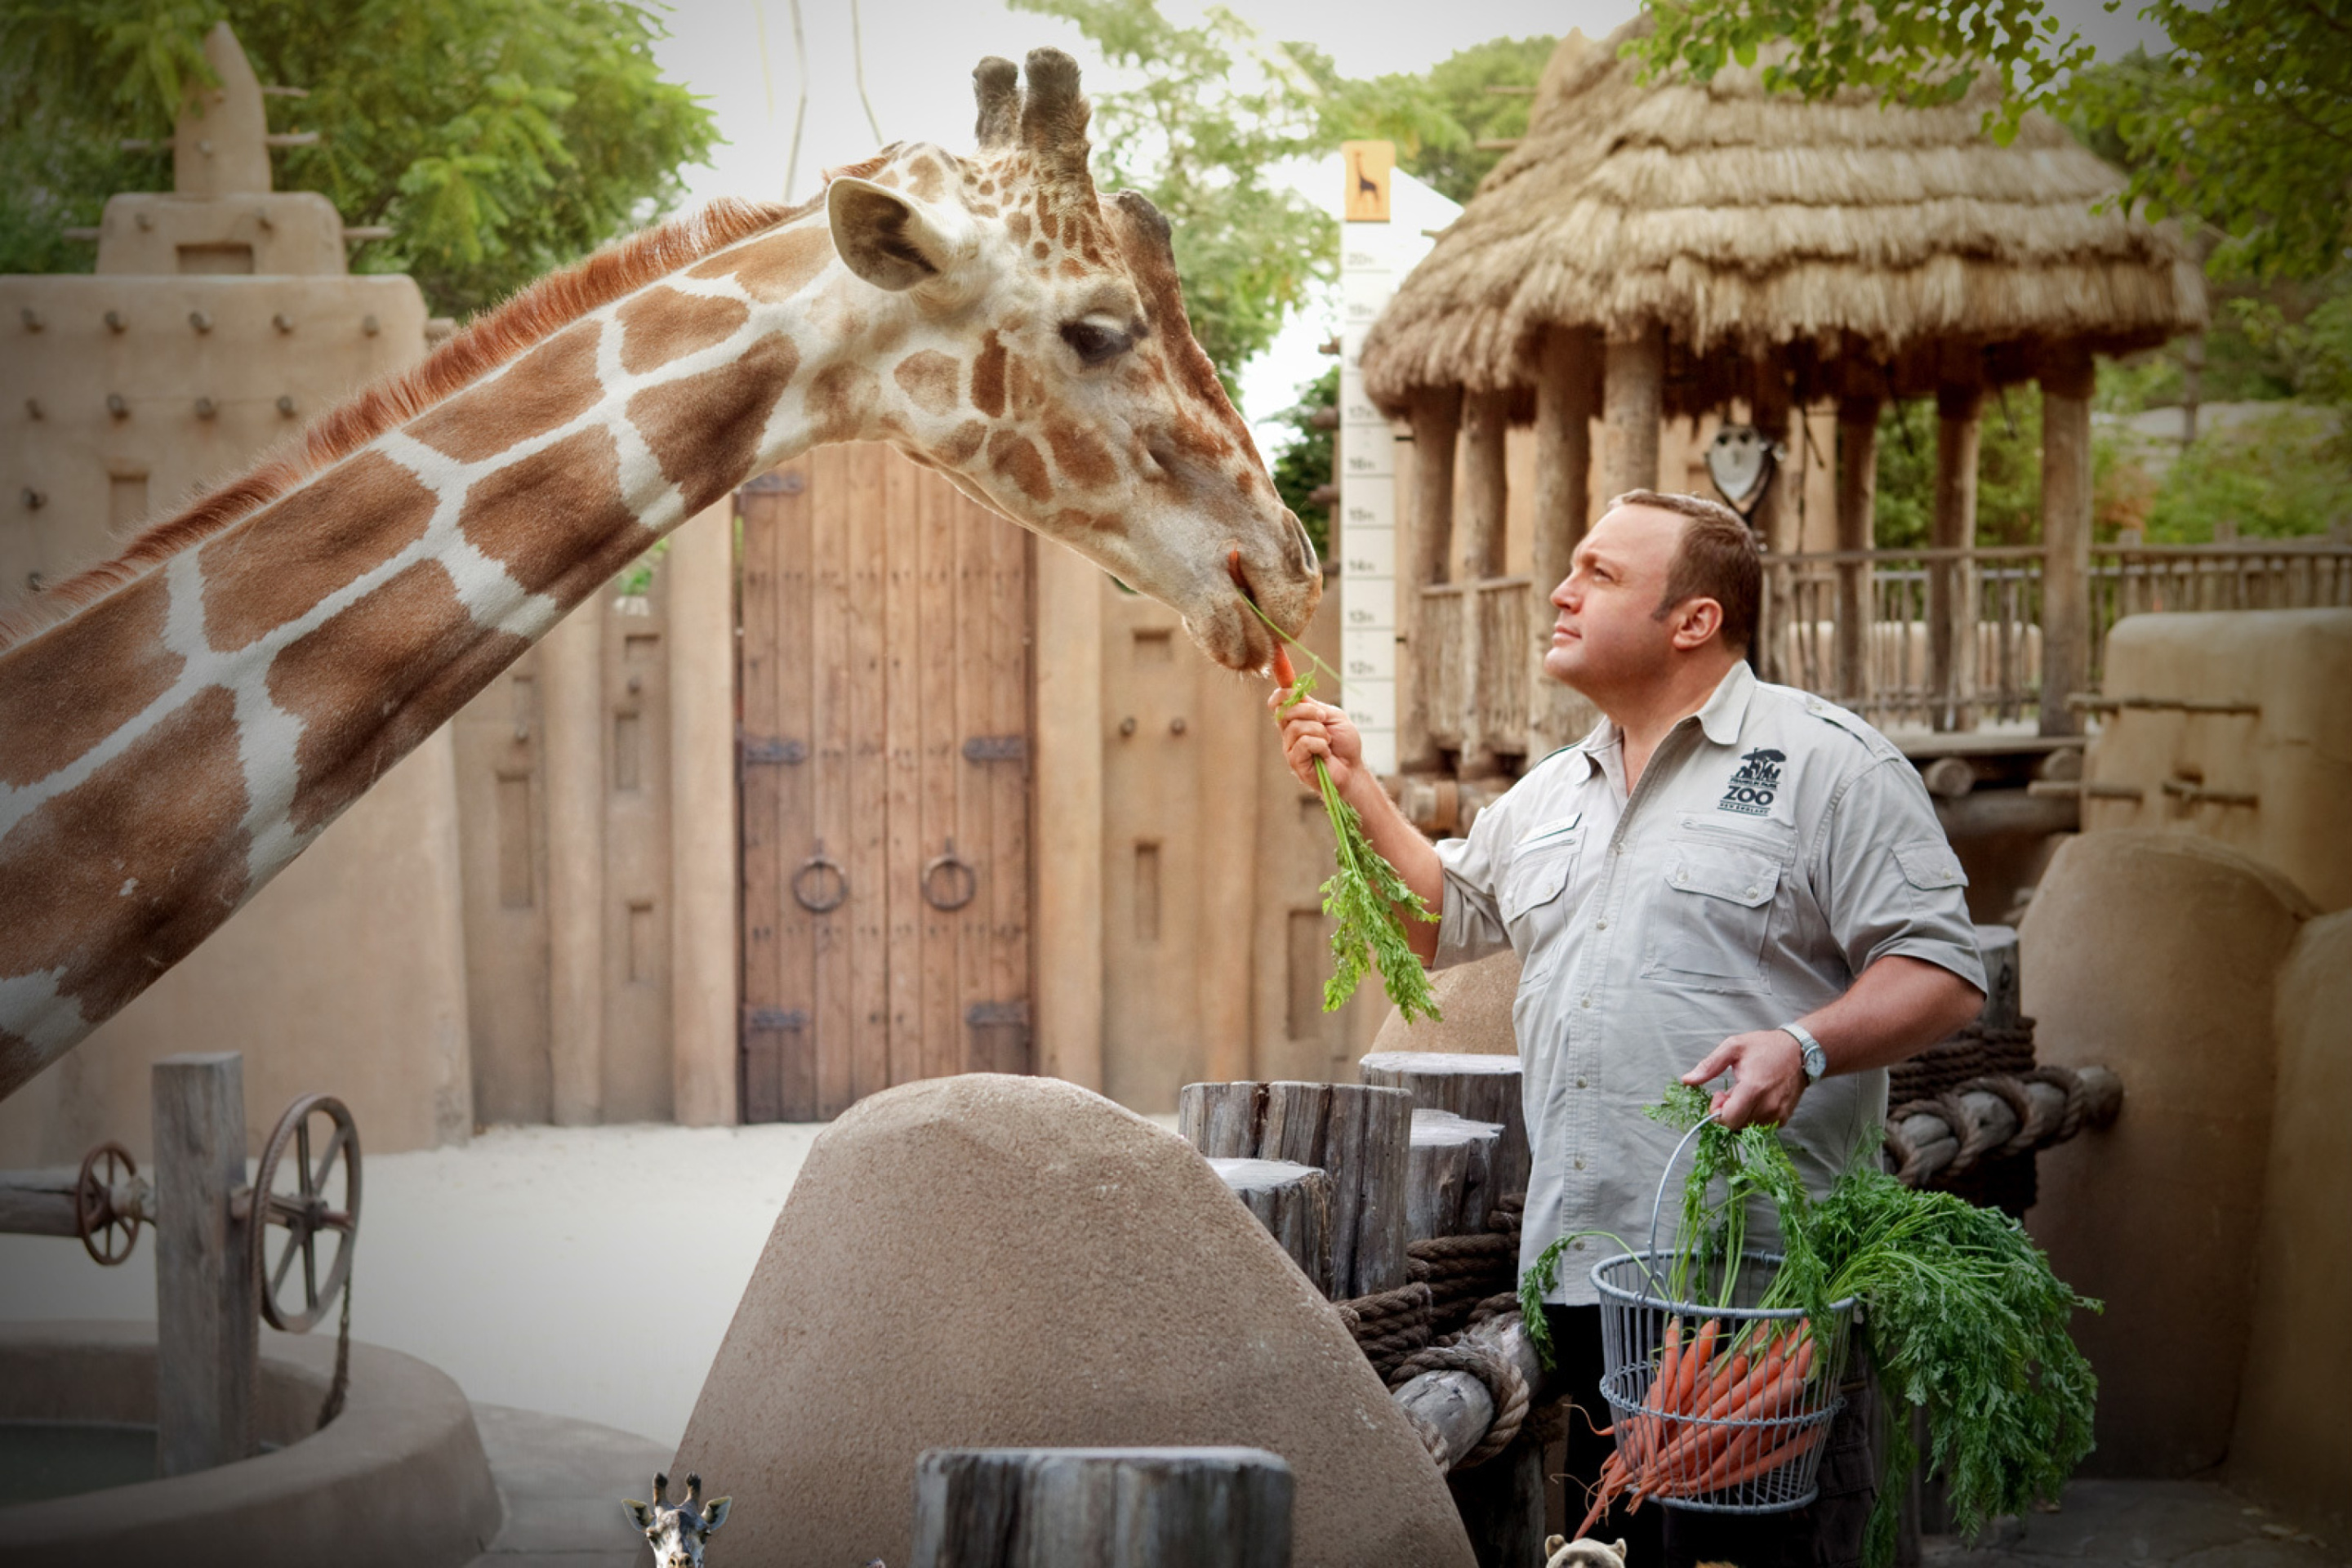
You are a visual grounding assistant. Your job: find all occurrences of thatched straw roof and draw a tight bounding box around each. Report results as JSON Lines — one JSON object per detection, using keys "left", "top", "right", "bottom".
{"left": 1360, "top": 20, "right": 2206, "bottom": 415}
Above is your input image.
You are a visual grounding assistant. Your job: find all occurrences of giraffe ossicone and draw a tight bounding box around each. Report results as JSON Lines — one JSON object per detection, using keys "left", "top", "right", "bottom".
{"left": 0, "top": 49, "right": 1321, "bottom": 1094}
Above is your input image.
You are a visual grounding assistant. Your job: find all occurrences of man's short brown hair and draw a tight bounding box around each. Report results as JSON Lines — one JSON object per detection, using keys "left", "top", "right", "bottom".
{"left": 1609, "top": 488, "right": 1761, "bottom": 653}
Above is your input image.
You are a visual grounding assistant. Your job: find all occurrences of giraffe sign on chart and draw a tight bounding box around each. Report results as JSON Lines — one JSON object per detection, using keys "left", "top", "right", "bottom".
{"left": 0, "top": 50, "right": 1323, "bottom": 1099}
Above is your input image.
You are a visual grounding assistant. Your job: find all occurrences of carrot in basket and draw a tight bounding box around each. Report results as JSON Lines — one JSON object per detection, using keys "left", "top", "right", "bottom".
{"left": 1702, "top": 1421, "right": 1829, "bottom": 1493}
{"left": 1677, "top": 1317, "right": 1719, "bottom": 1414}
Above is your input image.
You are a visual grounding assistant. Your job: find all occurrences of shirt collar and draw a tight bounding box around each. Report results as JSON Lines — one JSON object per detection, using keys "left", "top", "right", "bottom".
{"left": 1695, "top": 659, "right": 1757, "bottom": 746}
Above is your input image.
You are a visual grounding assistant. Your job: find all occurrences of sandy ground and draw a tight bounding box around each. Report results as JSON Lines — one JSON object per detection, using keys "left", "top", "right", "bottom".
{"left": 0, "top": 1121, "right": 826, "bottom": 1450}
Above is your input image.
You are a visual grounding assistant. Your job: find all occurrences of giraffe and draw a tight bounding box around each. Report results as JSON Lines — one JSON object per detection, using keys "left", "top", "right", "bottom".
{"left": 0, "top": 49, "right": 1321, "bottom": 1099}
{"left": 623, "top": 1472, "right": 731, "bottom": 1568}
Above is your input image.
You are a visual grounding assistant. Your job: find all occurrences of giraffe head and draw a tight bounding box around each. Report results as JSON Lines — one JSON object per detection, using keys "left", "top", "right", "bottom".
{"left": 815, "top": 50, "right": 1320, "bottom": 670}
{"left": 624, "top": 1472, "right": 731, "bottom": 1568}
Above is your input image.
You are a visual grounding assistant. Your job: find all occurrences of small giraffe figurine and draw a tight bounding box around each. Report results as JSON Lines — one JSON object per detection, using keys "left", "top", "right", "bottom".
{"left": 0, "top": 49, "right": 1320, "bottom": 1095}
{"left": 624, "top": 1472, "right": 730, "bottom": 1568}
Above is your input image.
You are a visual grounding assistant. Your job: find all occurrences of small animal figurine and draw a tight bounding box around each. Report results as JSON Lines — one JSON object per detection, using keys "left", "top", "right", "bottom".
{"left": 1544, "top": 1535, "right": 1628, "bottom": 1568}
{"left": 624, "top": 1471, "right": 732, "bottom": 1568}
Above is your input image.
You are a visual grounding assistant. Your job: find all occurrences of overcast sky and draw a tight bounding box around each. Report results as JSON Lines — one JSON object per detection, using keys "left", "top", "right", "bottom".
{"left": 646, "top": 0, "right": 2172, "bottom": 439}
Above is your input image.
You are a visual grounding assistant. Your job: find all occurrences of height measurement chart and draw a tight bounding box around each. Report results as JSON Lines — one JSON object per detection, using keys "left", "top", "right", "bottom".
{"left": 1338, "top": 140, "right": 1402, "bottom": 776}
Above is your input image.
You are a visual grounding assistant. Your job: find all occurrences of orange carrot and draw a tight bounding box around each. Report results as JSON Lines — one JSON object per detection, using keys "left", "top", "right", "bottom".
{"left": 1700, "top": 1421, "right": 1828, "bottom": 1492}
{"left": 1272, "top": 643, "right": 1295, "bottom": 688}
{"left": 1677, "top": 1318, "right": 1718, "bottom": 1414}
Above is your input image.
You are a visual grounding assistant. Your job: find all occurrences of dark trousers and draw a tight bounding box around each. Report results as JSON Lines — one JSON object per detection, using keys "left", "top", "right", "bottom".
{"left": 1541, "top": 1305, "right": 1882, "bottom": 1568}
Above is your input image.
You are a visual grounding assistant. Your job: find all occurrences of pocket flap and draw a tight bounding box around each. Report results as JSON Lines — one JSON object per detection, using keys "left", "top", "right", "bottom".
{"left": 1894, "top": 841, "right": 1968, "bottom": 890}
{"left": 1664, "top": 845, "right": 1780, "bottom": 908}
{"left": 1502, "top": 848, "right": 1575, "bottom": 921}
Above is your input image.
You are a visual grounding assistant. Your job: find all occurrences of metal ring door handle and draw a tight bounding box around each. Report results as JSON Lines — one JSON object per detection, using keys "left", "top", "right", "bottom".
{"left": 792, "top": 845, "right": 849, "bottom": 913}
{"left": 921, "top": 842, "right": 978, "bottom": 911}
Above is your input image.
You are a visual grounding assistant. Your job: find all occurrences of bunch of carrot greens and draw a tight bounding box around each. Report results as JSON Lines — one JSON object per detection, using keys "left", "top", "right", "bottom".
{"left": 1263, "top": 630, "right": 1441, "bottom": 1025}
{"left": 1520, "top": 1084, "right": 2099, "bottom": 1564}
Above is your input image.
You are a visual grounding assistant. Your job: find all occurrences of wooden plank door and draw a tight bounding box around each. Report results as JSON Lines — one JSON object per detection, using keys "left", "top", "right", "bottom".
{"left": 737, "top": 444, "right": 1033, "bottom": 1121}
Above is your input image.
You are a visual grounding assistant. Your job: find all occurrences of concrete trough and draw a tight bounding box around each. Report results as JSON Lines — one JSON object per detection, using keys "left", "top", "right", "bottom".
{"left": 0, "top": 1320, "right": 499, "bottom": 1567}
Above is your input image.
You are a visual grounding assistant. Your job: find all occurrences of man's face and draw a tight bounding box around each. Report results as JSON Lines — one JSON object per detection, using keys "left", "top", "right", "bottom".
{"left": 1544, "top": 504, "right": 1690, "bottom": 696}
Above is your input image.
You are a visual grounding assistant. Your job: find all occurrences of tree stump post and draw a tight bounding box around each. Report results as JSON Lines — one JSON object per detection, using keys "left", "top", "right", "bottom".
{"left": 909, "top": 1447, "right": 1294, "bottom": 1568}
{"left": 1448, "top": 1433, "right": 1549, "bottom": 1568}
{"left": 1358, "top": 1053, "right": 1529, "bottom": 1200}
{"left": 1207, "top": 1158, "right": 1333, "bottom": 1295}
{"left": 153, "top": 1052, "right": 256, "bottom": 1477}
{"left": 1178, "top": 1081, "right": 1412, "bottom": 1298}
{"left": 1406, "top": 1109, "right": 1503, "bottom": 1243}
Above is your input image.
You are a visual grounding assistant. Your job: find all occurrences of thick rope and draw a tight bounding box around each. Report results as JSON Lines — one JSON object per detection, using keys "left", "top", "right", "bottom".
{"left": 1387, "top": 1333, "right": 1530, "bottom": 1469}
{"left": 1882, "top": 1063, "right": 2097, "bottom": 1187}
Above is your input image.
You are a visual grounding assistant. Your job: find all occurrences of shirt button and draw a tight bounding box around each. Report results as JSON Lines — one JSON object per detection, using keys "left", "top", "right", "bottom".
{"left": 1573, "top": 1240, "right": 1586, "bottom": 1252}
{"left": 1581, "top": 996, "right": 1592, "bottom": 1009}
{"left": 1574, "top": 1156, "right": 1585, "bottom": 1170}
{"left": 1745, "top": 885, "right": 1758, "bottom": 898}
{"left": 1577, "top": 1077, "right": 1588, "bottom": 1089}
{"left": 1675, "top": 871, "right": 1688, "bottom": 884}
{"left": 1596, "top": 919, "right": 1608, "bottom": 930}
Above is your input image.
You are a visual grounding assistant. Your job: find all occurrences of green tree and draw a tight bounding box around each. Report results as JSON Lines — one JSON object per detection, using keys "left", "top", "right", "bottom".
{"left": 1399, "top": 35, "right": 1556, "bottom": 204}
{"left": 0, "top": 0, "right": 719, "bottom": 317}
{"left": 1268, "top": 365, "right": 1336, "bottom": 555}
{"left": 1870, "top": 394, "right": 2043, "bottom": 550}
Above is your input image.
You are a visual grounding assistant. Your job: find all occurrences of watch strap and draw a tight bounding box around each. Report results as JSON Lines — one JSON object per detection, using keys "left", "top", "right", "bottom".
{"left": 1781, "top": 1022, "right": 1828, "bottom": 1083}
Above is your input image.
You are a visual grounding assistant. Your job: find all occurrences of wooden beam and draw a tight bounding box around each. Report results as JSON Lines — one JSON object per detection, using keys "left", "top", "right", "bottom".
{"left": 1600, "top": 327, "right": 1664, "bottom": 500}
{"left": 1359, "top": 1051, "right": 1529, "bottom": 1200}
{"left": 0, "top": 1169, "right": 82, "bottom": 1236}
{"left": 1530, "top": 328, "right": 1601, "bottom": 755}
{"left": 1177, "top": 1081, "right": 1413, "bottom": 1297}
{"left": 1751, "top": 358, "right": 1799, "bottom": 684}
{"left": 1208, "top": 1157, "right": 1333, "bottom": 1294}
{"left": 543, "top": 591, "right": 606, "bottom": 1124}
{"left": 1834, "top": 394, "right": 1882, "bottom": 709}
{"left": 1391, "top": 1315, "right": 1544, "bottom": 1472}
{"left": 1032, "top": 538, "right": 1104, "bottom": 1089}
{"left": 153, "top": 1053, "right": 256, "bottom": 1477}
{"left": 1930, "top": 384, "right": 1983, "bottom": 733}
{"left": 2039, "top": 347, "right": 2096, "bottom": 737}
{"left": 669, "top": 496, "right": 740, "bottom": 1125}
{"left": 1459, "top": 389, "right": 1512, "bottom": 777}
{"left": 910, "top": 1448, "right": 1294, "bottom": 1568}
{"left": 1403, "top": 388, "right": 1463, "bottom": 773}
{"left": 1449, "top": 1434, "right": 1548, "bottom": 1568}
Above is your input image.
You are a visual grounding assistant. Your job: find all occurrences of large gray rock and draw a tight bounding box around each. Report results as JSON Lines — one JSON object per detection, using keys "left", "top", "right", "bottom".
{"left": 672, "top": 1074, "right": 1474, "bottom": 1568}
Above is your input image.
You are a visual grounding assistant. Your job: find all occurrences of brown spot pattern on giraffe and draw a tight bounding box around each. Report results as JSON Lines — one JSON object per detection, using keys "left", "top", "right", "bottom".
{"left": 1004, "top": 211, "right": 1031, "bottom": 242}
{"left": 987, "top": 431, "right": 1053, "bottom": 503}
{"left": 198, "top": 451, "right": 438, "bottom": 653}
{"left": 628, "top": 331, "right": 800, "bottom": 516}
{"left": 0, "top": 572, "right": 183, "bottom": 788}
{"left": 938, "top": 419, "right": 987, "bottom": 465}
{"left": 0, "top": 684, "right": 251, "bottom": 1028}
{"left": 969, "top": 332, "right": 1008, "bottom": 419}
{"left": 893, "top": 351, "right": 961, "bottom": 416}
{"left": 804, "top": 362, "right": 879, "bottom": 445}
{"left": 906, "top": 158, "right": 944, "bottom": 201}
{"left": 1042, "top": 416, "right": 1118, "bottom": 491}
{"left": 700, "top": 225, "right": 834, "bottom": 303}
{"left": 459, "top": 426, "right": 655, "bottom": 605}
{"left": 268, "top": 559, "right": 528, "bottom": 834}
{"left": 616, "top": 287, "right": 752, "bottom": 376}
{"left": 410, "top": 322, "right": 603, "bottom": 464}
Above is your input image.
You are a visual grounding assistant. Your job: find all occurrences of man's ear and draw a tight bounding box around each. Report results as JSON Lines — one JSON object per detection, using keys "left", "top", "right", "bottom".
{"left": 828, "top": 178, "right": 971, "bottom": 292}
{"left": 1668, "top": 594, "right": 1725, "bottom": 650}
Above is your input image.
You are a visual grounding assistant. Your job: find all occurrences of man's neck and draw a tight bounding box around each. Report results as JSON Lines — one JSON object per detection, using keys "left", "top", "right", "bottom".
{"left": 1597, "top": 653, "right": 1741, "bottom": 792}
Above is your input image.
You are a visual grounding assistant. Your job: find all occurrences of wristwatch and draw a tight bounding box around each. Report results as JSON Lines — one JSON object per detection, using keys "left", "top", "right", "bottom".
{"left": 1780, "top": 1022, "right": 1829, "bottom": 1084}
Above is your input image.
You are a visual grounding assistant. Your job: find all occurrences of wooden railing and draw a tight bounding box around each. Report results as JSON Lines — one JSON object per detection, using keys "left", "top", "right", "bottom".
{"left": 1416, "top": 541, "right": 2352, "bottom": 748}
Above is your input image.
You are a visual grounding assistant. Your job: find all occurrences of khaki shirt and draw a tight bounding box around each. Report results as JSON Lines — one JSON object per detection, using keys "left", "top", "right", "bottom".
{"left": 1432, "top": 662, "right": 1985, "bottom": 1304}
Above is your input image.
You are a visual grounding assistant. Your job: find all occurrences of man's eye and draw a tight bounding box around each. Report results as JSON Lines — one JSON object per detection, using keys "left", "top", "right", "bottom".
{"left": 1060, "top": 320, "right": 1130, "bottom": 366}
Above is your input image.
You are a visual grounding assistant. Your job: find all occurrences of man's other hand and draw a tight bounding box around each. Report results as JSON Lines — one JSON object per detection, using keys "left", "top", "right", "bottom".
{"left": 1683, "top": 1030, "right": 1807, "bottom": 1129}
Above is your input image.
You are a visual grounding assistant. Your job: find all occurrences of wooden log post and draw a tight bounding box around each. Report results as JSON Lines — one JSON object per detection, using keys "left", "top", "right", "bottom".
{"left": 910, "top": 1448, "right": 1294, "bottom": 1568}
{"left": 1359, "top": 1052, "right": 1529, "bottom": 1200}
{"left": 1975, "top": 923, "right": 2020, "bottom": 1030}
{"left": 1751, "top": 359, "right": 1798, "bottom": 684}
{"left": 1459, "top": 387, "right": 1512, "bottom": 778}
{"left": 0, "top": 1169, "right": 87, "bottom": 1236}
{"left": 1929, "top": 381, "right": 1983, "bottom": 733}
{"left": 1207, "top": 1157, "right": 1333, "bottom": 1295}
{"left": 1404, "top": 386, "right": 1463, "bottom": 773}
{"left": 1177, "top": 1081, "right": 1412, "bottom": 1298}
{"left": 542, "top": 590, "right": 606, "bottom": 1124}
{"left": 1406, "top": 1109, "right": 1503, "bottom": 1243}
{"left": 1530, "top": 328, "right": 1601, "bottom": 755}
{"left": 1600, "top": 326, "right": 1664, "bottom": 501}
{"left": 153, "top": 1052, "right": 256, "bottom": 1477}
{"left": 1392, "top": 1314, "right": 1544, "bottom": 1472}
{"left": 1448, "top": 1436, "right": 1548, "bottom": 1568}
{"left": 1835, "top": 392, "right": 1882, "bottom": 709}
{"left": 2039, "top": 346, "right": 2096, "bottom": 737}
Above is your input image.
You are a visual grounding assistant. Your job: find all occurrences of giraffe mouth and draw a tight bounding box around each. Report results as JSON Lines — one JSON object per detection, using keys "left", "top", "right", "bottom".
{"left": 1223, "top": 549, "right": 1281, "bottom": 675}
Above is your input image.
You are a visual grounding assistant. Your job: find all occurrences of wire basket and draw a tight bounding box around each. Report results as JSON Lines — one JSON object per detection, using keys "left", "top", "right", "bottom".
{"left": 1588, "top": 1116, "right": 1856, "bottom": 1514}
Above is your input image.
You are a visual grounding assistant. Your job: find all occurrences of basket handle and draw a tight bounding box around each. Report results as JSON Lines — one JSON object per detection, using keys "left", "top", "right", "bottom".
{"left": 1638, "top": 1111, "right": 1720, "bottom": 1308}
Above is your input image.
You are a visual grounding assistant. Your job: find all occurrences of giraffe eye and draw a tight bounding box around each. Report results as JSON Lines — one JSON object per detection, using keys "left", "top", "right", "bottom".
{"left": 1059, "top": 319, "right": 1131, "bottom": 367}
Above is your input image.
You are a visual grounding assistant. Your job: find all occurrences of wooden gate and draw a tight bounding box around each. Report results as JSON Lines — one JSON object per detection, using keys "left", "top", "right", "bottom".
{"left": 737, "top": 445, "right": 1035, "bottom": 1121}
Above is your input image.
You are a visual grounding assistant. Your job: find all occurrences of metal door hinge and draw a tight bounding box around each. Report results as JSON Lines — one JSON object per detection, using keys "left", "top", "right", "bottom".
{"left": 742, "top": 736, "right": 808, "bottom": 765}
{"left": 962, "top": 734, "right": 1027, "bottom": 764}
{"left": 743, "top": 1006, "right": 808, "bottom": 1032}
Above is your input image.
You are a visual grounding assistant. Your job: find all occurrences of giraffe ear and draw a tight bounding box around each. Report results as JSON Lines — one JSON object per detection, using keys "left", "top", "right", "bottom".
{"left": 828, "top": 178, "right": 971, "bottom": 293}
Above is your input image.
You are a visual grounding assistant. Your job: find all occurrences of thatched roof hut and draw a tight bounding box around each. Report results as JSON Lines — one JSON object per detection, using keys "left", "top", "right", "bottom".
{"left": 1351, "top": 21, "right": 2205, "bottom": 769}
{"left": 1361, "top": 19, "right": 2206, "bottom": 415}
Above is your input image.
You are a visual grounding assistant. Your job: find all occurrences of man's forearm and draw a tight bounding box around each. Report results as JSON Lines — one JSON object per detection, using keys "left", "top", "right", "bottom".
{"left": 1803, "top": 954, "right": 1984, "bottom": 1076}
{"left": 1334, "top": 768, "right": 1446, "bottom": 963}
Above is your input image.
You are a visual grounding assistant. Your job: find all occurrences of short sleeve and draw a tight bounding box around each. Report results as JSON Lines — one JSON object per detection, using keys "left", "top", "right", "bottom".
{"left": 1815, "top": 756, "right": 1988, "bottom": 992}
{"left": 1431, "top": 795, "right": 1516, "bottom": 971}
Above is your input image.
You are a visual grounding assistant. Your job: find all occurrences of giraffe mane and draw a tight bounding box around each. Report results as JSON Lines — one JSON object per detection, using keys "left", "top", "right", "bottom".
{"left": 0, "top": 192, "right": 817, "bottom": 653}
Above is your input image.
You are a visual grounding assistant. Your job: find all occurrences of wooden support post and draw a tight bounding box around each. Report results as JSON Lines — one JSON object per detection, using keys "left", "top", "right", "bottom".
{"left": 1530, "top": 328, "right": 1601, "bottom": 755}
{"left": 1208, "top": 1157, "right": 1333, "bottom": 1295}
{"left": 1403, "top": 387, "right": 1463, "bottom": 773}
{"left": 1752, "top": 359, "right": 1798, "bottom": 683}
{"left": 1392, "top": 1315, "right": 1544, "bottom": 1472}
{"left": 1033, "top": 532, "right": 1105, "bottom": 1090}
{"left": 1459, "top": 388, "right": 1512, "bottom": 777}
{"left": 153, "top": 1052, "right": 255, "bottom": 1477}
{"left": 1176, "top": 1081, "right": 1412, "bottom": 1298}
{"left": 542, "top": 590, "right": 607, "bottom": 1124}
{"left": 1930, "top": 383, "right": 1983, "bottom": 732}
{"left": 1359, "top": 1051, "right": 1529, "bottom": 1200}
{"left": 1407, "top": 1109, "right": 1503, "bottom": 1243}
{"left": 1449, "top": 1435, "right": 1548, "bottom": 1568}
{"left": 0, "top": 1169, "right": 88, "bottom": 1236}
{"left": 1835, "top": 393, "right": 1882, "bottom": 708}
{"left": 1600, "top": 326, "right": 1664, "bottom": 501}
{"left": 669, "top": 496, "right": 740, "bottom": 1125}
{"left": 2039, "top": 346, "right": 2096, "bottom": 736}
{"left": 910, "top": 1448, "right": 1294, "bottom": 1568}
{"left": 1975, "top": 923, "right": 2020, "bottom": 1030}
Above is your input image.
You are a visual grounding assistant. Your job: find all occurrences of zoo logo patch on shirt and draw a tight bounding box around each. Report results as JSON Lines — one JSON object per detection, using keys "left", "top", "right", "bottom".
{"left": 1719, "top": 747, "right": 1784, "bottom": 816}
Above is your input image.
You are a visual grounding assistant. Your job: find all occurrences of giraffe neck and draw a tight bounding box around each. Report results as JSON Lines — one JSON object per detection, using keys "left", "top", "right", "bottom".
{"left": 0, "top": 206, "right": 905, "bottom": 1080}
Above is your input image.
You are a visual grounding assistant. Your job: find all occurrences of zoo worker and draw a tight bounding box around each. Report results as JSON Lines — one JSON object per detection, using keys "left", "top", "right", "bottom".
{"left": 1271, "top": 489, "right": 1985, "bottom": 1567}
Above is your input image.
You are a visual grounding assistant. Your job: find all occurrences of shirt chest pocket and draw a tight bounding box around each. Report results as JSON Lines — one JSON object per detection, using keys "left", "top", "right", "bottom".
{"left": 1650, "top": 841, "right": 1782, "bottom": 988}
{"left": 1502, "top": 826, "right": 1583, "bottom": 926}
